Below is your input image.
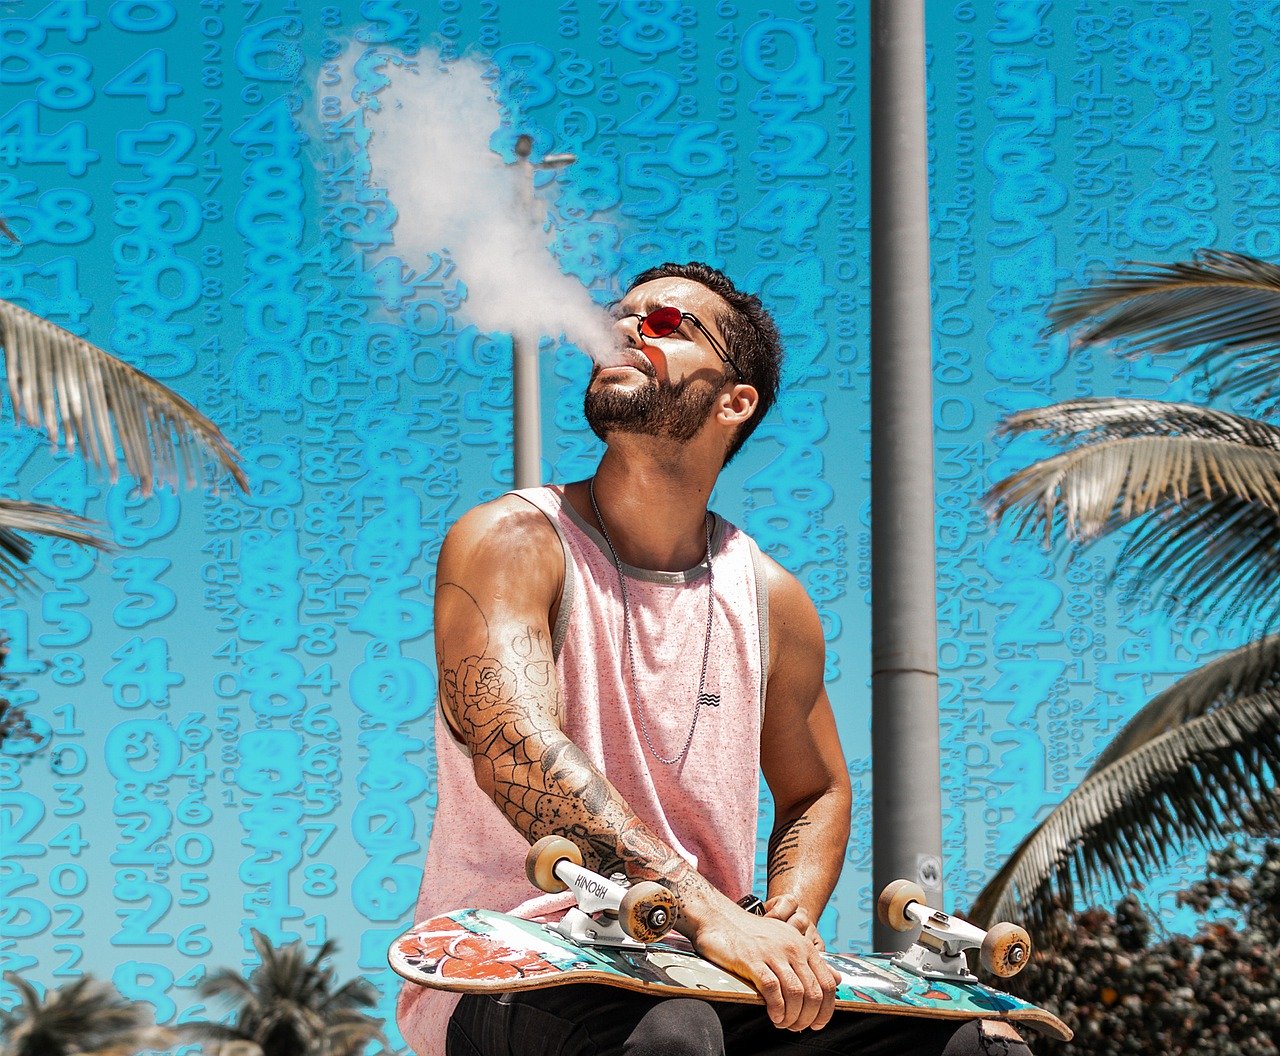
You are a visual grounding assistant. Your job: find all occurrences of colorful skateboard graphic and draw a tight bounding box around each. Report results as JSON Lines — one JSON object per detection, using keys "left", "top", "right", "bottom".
{"left": 390, "top": 838, "right": 1070, "bottom": 1040}
{"left": 389, "top": 908, "right": 1072, "bottom": 1040}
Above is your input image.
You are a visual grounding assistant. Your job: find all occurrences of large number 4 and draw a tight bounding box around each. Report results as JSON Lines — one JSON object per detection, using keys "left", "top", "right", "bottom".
{"left": 104, "top": 49, "right": 181, "bottom": 113}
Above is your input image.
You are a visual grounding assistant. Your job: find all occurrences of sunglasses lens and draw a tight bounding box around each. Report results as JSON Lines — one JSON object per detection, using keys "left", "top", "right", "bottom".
{"left": 640, "top": 306, "right": 683, "bottom": 338}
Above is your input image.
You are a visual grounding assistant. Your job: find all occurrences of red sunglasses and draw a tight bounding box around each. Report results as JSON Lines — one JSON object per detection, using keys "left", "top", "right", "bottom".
{"left": 617, "top": 306, "right": 745, "bottom": 382}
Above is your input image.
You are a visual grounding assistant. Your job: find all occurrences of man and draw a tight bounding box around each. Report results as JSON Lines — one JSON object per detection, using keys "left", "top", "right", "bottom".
{"left": 398, "top": 263, "right": 1031, "bottom": 1056}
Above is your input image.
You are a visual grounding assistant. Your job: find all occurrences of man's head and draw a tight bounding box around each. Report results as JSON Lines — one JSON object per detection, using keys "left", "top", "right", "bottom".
{"left": 584, "top": 262, "right": 783, "bottom": 465}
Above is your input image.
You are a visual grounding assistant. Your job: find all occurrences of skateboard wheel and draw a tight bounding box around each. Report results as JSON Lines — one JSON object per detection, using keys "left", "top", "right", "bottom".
{"left": 618, "top": 882, "right": 678, "bottom": 943}
{"left": 980, "top": 922, "right": 1032, "bottom": 978}
{"left": 877, "top": 879, "right": 926, "bottom": 932}
{"left": 525, "top": 836, "right": 583, "bottom": 893}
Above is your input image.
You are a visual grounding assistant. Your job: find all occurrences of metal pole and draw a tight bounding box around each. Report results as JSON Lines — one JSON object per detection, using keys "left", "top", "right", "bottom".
{"left": 510, "top": 136, "right": 575, "bottom": 490}
{"left": 512, "top": 136, "right": 542, "bottom": 490}
{"left": 869, "top": 0, "right": 945, "bottom": 951}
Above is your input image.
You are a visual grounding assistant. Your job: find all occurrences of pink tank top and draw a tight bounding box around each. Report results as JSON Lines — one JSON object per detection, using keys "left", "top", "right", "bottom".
{"left": 397, "top": 485, "right": 770, "bottom": 1056}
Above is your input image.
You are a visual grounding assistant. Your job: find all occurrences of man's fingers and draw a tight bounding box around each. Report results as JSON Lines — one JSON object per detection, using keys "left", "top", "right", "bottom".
{"left": 753, "top": 962, "right": 787, "bottom": 1026}
{"left": 807, "top": 948, "right": 839, "bottom": 1030}
{"left": 796, "top": 968, "right": 827, "bottom": 1031}
{"left": 766, "top": 896, "right": 821, "bottom": 945}
{"left": 764, "top": 957, "right": 810, "bottom": 1029}
{"left": 796, "top": 913, "right": 823, "bottom": 949}
{"left": 784, "top": 947, "right": 831, "bottom": 1032}
{"left": 786, "top": 910, "right": 824, "bottom": 949}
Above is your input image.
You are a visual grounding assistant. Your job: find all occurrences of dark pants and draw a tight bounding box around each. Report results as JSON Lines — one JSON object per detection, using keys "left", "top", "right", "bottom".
{"left": 447, "top": 985, "right": 1033, "bottom": 1056}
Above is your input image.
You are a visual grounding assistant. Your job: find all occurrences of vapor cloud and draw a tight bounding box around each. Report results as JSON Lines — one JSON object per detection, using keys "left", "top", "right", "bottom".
{"left": 336, "top": 47, "right": 618, "bottom": 362}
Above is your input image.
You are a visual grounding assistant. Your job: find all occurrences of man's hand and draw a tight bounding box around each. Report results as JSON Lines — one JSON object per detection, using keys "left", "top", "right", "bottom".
{"left": 692, "top": 906, "right": 838, "bottom": 1031}
{"left": 764, "top": 893, "right": 824, "bottom": 950}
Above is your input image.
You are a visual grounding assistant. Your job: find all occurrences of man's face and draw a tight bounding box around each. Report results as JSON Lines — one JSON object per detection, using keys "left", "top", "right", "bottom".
{"left": 584, "top": 277, "right": 735, "bottom": 446}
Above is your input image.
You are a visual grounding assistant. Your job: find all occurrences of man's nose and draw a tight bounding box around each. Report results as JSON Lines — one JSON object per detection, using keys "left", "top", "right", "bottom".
{"left": 612, "top": 314, "right": 642, "bottom": 347}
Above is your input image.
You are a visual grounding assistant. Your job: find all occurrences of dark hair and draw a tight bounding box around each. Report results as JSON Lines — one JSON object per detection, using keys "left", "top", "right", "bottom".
{"left": 627, "top": 261, "right": 783, "bottom": 464}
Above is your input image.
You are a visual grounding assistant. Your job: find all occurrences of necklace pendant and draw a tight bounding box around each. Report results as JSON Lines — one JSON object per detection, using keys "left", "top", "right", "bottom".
{"left": 697, "top": 670, "right": 720, "bottom": 708}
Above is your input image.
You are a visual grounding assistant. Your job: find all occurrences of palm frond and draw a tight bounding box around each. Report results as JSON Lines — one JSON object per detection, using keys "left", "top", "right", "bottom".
{"left": 969, "top": 671, "right": 1280, "bottom": 933}
{"left": 988, "top": 402, "right": 1280, "bottom": 545}
{"left": 0, "top": 499, "right": 108, "bottom": 590}
{"left": 0, "top": 697, "right": 36, "bottom": 745}
{"left": 994, "top": 397, "right": 1280, "bottom": 621}
{"left": 0, "top": 499, "right": 105, "bottom": 548}
{"left": 1049, "top": 249, "right": 1280, "bottom": 355}
{"left": 0, "top": 972, "right": 43, "bottom": 1029}
{"left": 1047, "top": 249, "right": 1280, "bottom": 409}
{"left": 199, "top": 970, "right": 258, "bottom": 1006}
{"left": 999, "top": 397, "right": 1280, "bottom": 448}
{"left": 318, "top": 1019, "right": 386, "bottom": 1056}
{"left": 1111, "top": 493, "right": 1280, "bottom": 624}
{"left": 0, "top": 299, "right": 247, "bottom": 496}
{"left": 1089, "top": 635, "right": 1280, "bottom": 773}
{"left": 173, "top": 1021, "right": 255, "bottom": 1045}
{"left": 324, "top": 978, "right": 377, "bottom": 1013}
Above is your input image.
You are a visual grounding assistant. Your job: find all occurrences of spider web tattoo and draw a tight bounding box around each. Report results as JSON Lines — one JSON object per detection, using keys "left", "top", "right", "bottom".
{"left": 436, "top": 582, "right": 699, "bottom": 891}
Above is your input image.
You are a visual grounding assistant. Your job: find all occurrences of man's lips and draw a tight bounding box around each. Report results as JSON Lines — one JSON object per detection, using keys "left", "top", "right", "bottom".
{"left": 595, "top": 350, "right": 657, "bottom": 378}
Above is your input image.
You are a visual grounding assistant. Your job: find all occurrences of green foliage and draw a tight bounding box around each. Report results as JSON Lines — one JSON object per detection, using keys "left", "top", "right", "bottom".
{"left": 1011, "top": 842, "right": 1280, "bottom": 1056}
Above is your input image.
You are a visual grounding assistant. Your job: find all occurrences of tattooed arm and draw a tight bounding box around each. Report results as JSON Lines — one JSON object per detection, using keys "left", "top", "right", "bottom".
{"left": 435, "top": 497, "right": 838, "bottom": 1030}
{"left": 759, "top": 560, "right": 853, "bottom": 949}
{"left": 435, "top": 497, "right": 712, "bottom": 887}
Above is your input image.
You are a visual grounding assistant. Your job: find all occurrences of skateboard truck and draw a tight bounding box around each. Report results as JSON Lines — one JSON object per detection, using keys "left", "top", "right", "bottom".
{"left": 525, "top": 836, "right": 679, "bottom": 949}
{"left": 877, "top": 880, "right": 1031, "bottom": 983}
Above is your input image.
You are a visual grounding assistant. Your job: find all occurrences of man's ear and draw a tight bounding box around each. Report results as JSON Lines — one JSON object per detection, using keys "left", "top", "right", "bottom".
{"left": 718, "top": 383, "right": 759, "bottom": 427}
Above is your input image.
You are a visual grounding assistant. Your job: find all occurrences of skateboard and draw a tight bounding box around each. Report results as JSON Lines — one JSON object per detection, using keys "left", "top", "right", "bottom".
{"left": 389, "top": 836, "right": 1072, "bottom": 1041}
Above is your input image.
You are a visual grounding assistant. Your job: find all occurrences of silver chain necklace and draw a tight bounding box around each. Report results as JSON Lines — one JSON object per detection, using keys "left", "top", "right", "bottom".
{"left": 588, "top": 477, "right": 720, "bottom": 766}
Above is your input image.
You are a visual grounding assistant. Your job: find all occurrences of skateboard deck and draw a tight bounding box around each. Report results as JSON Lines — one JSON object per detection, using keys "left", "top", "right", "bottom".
{"left": 389, "top": 908, "right": 1072, "bottom": 1040}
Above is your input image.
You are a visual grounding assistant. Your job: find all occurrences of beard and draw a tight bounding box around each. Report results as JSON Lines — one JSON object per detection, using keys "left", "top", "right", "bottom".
{"left": 583, "top": 370, "right": 721, "bottom": 446}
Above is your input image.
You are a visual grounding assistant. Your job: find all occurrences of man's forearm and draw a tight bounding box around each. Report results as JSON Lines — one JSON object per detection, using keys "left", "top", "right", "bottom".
{"left": 446, "top": 643, "right": 736, "bottom": 934}
{"left": 765, "top": 791, "right": 850, "bottom": 919}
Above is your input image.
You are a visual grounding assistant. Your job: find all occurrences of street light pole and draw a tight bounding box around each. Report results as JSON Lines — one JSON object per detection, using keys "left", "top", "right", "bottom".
{"left": 869, "top": 0, "right": 945, "bottom": 950}
{"left": 511, "top": 135, "right": 575, "bottom": 489}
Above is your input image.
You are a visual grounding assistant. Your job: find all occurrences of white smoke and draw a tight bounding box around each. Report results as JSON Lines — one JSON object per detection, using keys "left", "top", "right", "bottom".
{"left": 338, "top": 47, "right": 618, "bottom": 361}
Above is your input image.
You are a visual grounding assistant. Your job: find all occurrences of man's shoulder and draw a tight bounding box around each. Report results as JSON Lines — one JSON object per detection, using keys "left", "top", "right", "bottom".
{"left": 753, "top": 548, "right": 804, "bottom": 600}
{"left": 451, "top": 491, "right": 558, "bottom": 536}
{"left": 442, "top": 492, "right": 564, "bottom": 578}
{"left": 754, "top": 549, "right": 824, "bottom": 659}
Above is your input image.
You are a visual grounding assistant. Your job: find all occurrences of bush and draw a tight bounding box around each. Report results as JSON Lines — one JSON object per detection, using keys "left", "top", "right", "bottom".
{"left": 1008, "top": 842, "right": 1280, "bottom": 1055}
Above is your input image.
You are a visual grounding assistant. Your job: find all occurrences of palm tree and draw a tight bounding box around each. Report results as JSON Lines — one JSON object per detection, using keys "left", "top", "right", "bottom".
{"left": 0, "top": 973, "right": 174, "bottom": 1056}
{"left": 974, "top": 249, "right": 1280, "bottom": 931}
{"left": 0, "top": 290, "right": 246, "bottom": 743}
{"left": 188, "top": 931, "right": 383, "bottom": 1056}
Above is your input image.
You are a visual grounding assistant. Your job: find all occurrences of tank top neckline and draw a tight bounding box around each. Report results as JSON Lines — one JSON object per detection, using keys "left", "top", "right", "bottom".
{"left": 542, "top": 484, "right": 728, "bottom": 586}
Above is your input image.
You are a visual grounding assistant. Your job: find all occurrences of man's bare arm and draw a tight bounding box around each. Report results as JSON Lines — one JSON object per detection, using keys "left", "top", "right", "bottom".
{"left": 759, "top": 560, "right": 853, "bottom": 946}
{"left": 435, "top": 497, "right": 838, "bottom": 1030}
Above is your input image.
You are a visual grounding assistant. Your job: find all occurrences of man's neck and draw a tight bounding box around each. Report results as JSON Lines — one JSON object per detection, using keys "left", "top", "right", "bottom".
{"left": 576, "top": 443, "right": 720, "bottom": 572}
